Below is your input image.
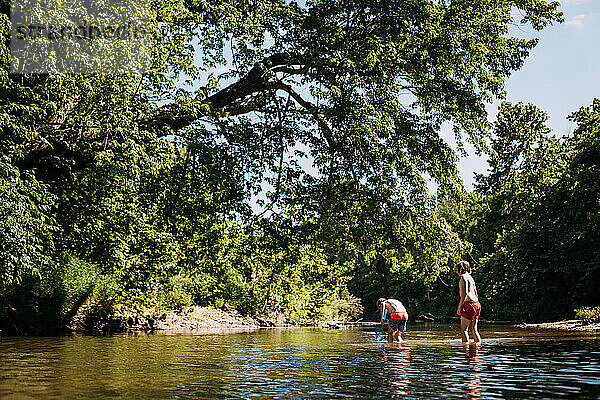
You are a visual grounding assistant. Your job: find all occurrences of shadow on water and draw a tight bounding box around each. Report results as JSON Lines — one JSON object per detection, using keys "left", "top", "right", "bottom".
{"left": 1, "top": 323, "right": 599, "bottom": 399}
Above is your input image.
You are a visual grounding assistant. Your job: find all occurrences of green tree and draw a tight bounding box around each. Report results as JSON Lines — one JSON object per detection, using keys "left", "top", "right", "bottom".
{"left": 467, "top": 100, "right": 600, "bottom": 321}
{"left": 0, "top": 0, "right": 564, "bottom": 330}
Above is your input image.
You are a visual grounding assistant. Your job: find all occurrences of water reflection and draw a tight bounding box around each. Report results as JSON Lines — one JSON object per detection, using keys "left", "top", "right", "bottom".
{"left": 1, "top": 325, "right": 599, "bottom": 399}
{"left": 383, "top": 344, "right": 411, "bottom": 395}
{"left": 463, "top": 344, "right": 486, "bottom": 398}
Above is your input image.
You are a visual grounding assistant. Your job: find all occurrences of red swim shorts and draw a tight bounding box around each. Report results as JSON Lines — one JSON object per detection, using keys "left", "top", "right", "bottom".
{"left": 388, "top": 311, "right": 409, "bottom": 332}
{"left": 390, "top": 311, "right": 409, "bottom": 321}
{"left": 460, "top": 301, "right": 481, "bottom": 321}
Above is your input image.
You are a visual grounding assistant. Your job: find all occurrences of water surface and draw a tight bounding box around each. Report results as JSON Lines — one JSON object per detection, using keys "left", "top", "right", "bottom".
{"left": 1, "top": 323, "right": 599, "bottom": 399}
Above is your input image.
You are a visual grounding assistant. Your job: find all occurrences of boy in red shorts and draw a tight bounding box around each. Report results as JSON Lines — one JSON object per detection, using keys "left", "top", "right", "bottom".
{"left": 377, "top": 298, "right": 409, "bottom": 343}
{"left": 456, "top": 260, "right": 482, "bottom": 344}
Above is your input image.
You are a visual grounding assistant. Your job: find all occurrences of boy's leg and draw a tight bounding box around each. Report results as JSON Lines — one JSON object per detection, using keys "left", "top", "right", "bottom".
{"left": 395, "top": 330, "right": 403, "bottom": 342}
{"left": 468, "top": 319, "right": 481, "bottom": 343}
{"left": 387, "top": 325, "right": 394, "bottom": 343}
{"left": 396, "top": 320, "right": 406, "bottom": 342}
{"left": 460, "top": 317, "right": 470, "bottom": 343}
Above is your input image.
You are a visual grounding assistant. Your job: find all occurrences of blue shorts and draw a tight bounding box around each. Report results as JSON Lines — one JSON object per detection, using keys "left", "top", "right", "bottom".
{"left": 388, "top": 318, "right": 407, "bottom": 333}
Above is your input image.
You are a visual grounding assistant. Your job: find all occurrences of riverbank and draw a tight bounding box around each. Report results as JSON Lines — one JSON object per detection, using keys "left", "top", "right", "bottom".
{"left": 67, "top": 305, "right": 365, "bottom": 334}
{"left": 151, "top": 306, "right": 266, "bottom": 331}
{"left": 518, "top": 320, "right": 600, "bottom": 332}
{"left": 68, "top": 305, "right": 282, "bottom": 333}
{"left": 145, "top": 307, "right": 372, "bottom": 332}
{"left": 53, "top": 306, "right": 600, "bottom": 335}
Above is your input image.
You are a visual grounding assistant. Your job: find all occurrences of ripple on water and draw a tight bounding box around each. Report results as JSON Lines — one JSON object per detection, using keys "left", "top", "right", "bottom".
{"left": 1, "top": 325, "right": 600, "bottom": 399}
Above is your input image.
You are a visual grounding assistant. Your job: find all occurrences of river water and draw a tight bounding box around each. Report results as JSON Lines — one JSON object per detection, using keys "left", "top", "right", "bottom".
{"left": 1, "top": 323, "right": 599, "bottom": 399}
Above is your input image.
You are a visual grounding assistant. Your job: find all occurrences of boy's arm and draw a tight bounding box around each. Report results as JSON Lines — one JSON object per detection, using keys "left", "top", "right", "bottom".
{"left": 457, "top": 277, "right": 466, "bottom": 315}
{"left": 380, "top": 302, "right": 386, "bottom": 324}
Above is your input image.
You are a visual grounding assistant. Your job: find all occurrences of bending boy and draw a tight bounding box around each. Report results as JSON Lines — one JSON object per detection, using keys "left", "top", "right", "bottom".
{"left": 377, "top": 298, "right": 408, "bottom": 343}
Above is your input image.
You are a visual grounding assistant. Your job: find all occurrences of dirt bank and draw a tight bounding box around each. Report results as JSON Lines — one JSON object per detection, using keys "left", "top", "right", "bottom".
{"left": 132, "top": 306, "right": 293, "bottom": 332}
{"left": 149, "top": 308, "right": 364, "bottom": 332}
{"left": 518, "top": 320, "right": 600, "bottom": 332}
{"left": 68, "top": 305, "right": 287, "bottom": 334}
{"left": 67, "top": 304, "right": 372, "bottom": 334}
{"left": 153, "top": 306, "right": 262, "bottom": 331}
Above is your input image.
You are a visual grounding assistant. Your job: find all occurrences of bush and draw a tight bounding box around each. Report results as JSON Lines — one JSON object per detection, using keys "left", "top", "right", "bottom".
{"left": 0, "top": 253, "right": 106, "bottom": 334}
{"left": 156, "top": 274, "right": 195, "bottom": 311}
{"left": 80, "top": 273, "right": 121, "bottom": 319}
{"left": 285, "top": 285, "right": 364, "bottom": 325}
{"left": 38, "top": 254, "right": 105, "bottom": 326}
{"left": 319, "top": 287, "right": 364, "bottom": 322}
{"left": 0, "top": 162, "right": 56, "bottom": 291}
{"left": 575, "top": 306, "right": 600, "bottom": 324}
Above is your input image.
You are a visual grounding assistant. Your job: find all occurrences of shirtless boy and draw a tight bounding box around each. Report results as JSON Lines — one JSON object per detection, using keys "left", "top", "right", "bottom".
{"left": 456, "top": 260, "right": 482, "bottom": 344}
{"left": 377, "top": 298, "right": 409, "bottom": 343}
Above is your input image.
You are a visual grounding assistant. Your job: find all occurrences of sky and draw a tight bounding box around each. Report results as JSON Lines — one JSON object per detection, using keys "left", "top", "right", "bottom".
{"left": 455, "top": 0, "right": 600, "bottom": 190}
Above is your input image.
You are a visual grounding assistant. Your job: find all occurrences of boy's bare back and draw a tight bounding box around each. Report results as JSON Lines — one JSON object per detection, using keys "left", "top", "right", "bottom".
{"left": 461, "top": 273, "right": 478, "bottom": 302}
{"left": 384, "top": 298, "right": 407, "bottom": 314}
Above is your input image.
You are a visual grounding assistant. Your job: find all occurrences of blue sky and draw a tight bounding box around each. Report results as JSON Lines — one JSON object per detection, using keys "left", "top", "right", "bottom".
{"left": 456, "top": 0, "right": 600, "bottom": 189}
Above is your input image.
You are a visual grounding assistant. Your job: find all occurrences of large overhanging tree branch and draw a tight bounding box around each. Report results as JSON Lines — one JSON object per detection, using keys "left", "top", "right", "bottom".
{"left": 141, "top": 53, "right": 307, "bottom": 131}
{"left": 141, "top": 0, "right": 562, "bottom": 152}
{"left": 5, "top": 0, "right": 562, "bottom": 190}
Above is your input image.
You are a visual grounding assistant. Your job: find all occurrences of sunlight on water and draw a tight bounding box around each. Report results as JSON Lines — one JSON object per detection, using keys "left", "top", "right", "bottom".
{"left": 1, "top": 324, "right": 599, "bottom": 399}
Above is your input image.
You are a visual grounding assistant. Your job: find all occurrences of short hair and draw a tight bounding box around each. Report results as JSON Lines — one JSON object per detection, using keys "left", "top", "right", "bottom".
{"left": 456, "top": 260, "right": 470, "bottom": 274}
{"left": 376, "top": 298, "right": 386, "bottom": 307}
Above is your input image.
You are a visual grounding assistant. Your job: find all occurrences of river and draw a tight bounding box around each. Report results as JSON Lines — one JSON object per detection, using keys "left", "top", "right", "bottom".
{"left": 1, "top": 323, "right": 599, "bottom": 399}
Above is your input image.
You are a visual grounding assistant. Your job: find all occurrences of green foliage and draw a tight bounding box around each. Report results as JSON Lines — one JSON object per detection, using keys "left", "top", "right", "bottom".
{"left": 0, "top": 253, "right": 106, "bottom": 334}
{"left": 0, "top": 160, "right": 55, "bottom": 290}
{"left": 83, "top": 274, "right": 121, "bottom": 320}
{"left": 289, "top": 286, "right": 363, "bottom": 324}
{"left": 0, "top": 0, "right": 567, "bottom": 332}
{"left": 161, "top": 274, "right": 215, "bottom": 310}
{"left": 40, "top": 254, "right": 101, "bottom": 320}
{"left": 574, "top": 306, "right": 600, "bottom": 324}
{"left": 462, "top": 100, "right": 600, "bottom": 322}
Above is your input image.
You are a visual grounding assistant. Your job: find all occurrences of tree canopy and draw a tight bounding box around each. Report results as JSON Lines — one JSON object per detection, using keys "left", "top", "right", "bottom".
{"left": 0, "top": 0, "right": 574, "bottom": 333}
